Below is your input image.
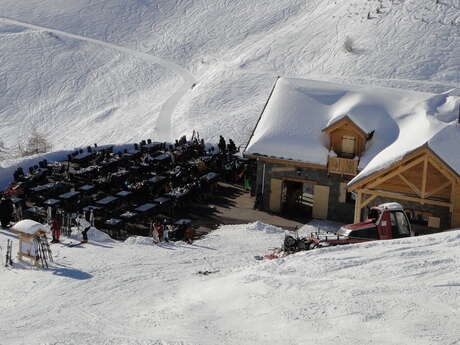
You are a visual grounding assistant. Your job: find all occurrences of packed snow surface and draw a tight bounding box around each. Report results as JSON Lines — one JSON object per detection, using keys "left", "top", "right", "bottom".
{"left": 244, "top": 78, "right": 460, "bottom": 183}
{"left": 1, "top": 221, "right": 460, "bottom": 344}
{"left": 0, "top": 0, "right": 459, "bottom": 158}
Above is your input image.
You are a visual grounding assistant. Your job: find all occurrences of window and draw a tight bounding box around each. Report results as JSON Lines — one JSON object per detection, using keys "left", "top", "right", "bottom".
{"left": 395, "top": 211, "right": 410, "bottom": 235}
{"left": 342, "top": 136, "right": 356, "bottom": 155}
{"left": 428, "top": 216, "right": 441, "bottom": 229}
{"left": 349, "top": 228, "right": 379, "bottom": 240}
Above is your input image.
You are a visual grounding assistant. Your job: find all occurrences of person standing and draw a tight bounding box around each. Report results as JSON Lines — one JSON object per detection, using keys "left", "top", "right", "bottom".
{"left": 185, "top": 225, "right": 194, "bottom": 244}
{"left": 152, "top": 221, "right": 160, "bottom": 244}
{"left": 163, "top": 224, "right": 171, "bottom": 243}
{"left": 51, "top": 218, "right": 61, "bottom": 243}
{"left": 76, "top": 213, "right": 91, "bottom": 243}
{"left": 0, "top": 197, "right": 13, "bottom": 228}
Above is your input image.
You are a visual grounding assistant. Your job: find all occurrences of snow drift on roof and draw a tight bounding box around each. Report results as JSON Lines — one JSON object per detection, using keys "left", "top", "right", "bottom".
{"left": 12, "top": 219, "right": 46, "bottom": 235}
{"left": 244, "top": 78, "right": 460, "bottom": 183}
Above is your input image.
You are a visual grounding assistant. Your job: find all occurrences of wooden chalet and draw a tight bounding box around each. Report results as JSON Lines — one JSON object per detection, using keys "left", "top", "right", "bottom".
{"left": 244, "top": 77, "right": 460, "bottom": 232}
{"left": 348, "top": 145, "right": 460, "bottom": 231}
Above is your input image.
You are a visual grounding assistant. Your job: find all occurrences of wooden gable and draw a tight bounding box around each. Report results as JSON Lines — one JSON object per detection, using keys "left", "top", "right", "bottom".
{"left": 349, "top": 146, "right": 460, "bottom": 227}
{"left": 322, "top": 116, "right": 368, "bottom": 157}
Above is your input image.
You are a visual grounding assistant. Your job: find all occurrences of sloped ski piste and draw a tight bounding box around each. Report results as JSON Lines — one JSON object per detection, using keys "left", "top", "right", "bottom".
{"left": 1, "top": 219, "right": 460, "bottom": 344}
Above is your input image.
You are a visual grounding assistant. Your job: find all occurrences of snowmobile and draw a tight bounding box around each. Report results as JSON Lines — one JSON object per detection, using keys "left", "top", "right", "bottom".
{"left": 258, "top": 202, "right": 414, "bottom": 259}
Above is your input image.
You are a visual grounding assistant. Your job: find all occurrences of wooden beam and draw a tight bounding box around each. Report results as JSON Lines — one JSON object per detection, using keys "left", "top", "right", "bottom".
{"left": 399, "top": 173, "right": 422, "bottom": 197}
{"left": 361, "top": 194, "right": 378, "bottom": 208}
{"left": 354, "top": 191, "right": 363, "bottom": 223}
{"left": 361, "top": 188, "right": 452, "bottom": 208}
{"left": 253, "top": 156, "right": 328, "bottom": 170}
{"left": 367, "top": 155, "right": 426, "bottom": 189}
{"left": 421, "top": 156, "right": 428, "bottom": 198}
{"left": 424, "top": 181, "right": 451, "bottom": 199}
{"left": 281, "top": 177, "right": 318, "bottom": 185}
{"left": 426, "top": 153, "right": 456, "bottom": 184}
{"left": 348, "top": 146, "right": 430, "bottom": 191}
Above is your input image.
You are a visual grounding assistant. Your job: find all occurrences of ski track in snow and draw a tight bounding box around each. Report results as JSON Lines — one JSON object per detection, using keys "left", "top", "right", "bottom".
{"left": 0, "top": 17, "right": 197, "bottom": 142}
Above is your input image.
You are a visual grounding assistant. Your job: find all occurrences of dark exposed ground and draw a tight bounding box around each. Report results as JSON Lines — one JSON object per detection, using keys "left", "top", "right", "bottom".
{"left": 180, "top": 182, "right": 303, "bottom": 236}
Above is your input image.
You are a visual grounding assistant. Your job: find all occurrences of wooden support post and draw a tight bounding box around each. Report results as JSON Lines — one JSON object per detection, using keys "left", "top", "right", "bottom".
{"left": 354, "top": 191, "right": 362, "bottom": 223}
{"left": 421, "top": 156, "right": 428, "bottom": 198}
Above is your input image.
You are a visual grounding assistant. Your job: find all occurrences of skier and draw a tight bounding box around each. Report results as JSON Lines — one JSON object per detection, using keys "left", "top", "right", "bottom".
{"left": 76, "top": 213, "right": 91, "bottom": 243}
{"left": 51, "top": 218, "right": 61, "bottom": 243}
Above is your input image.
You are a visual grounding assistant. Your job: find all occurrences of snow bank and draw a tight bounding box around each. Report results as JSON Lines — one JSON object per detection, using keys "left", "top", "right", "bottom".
{"left": 246, "top": 221, "right": 284, "bottom": 233}
{"left": 124, "top": 236, "right": 153, "bottom": 246}
{"left": 70, "top": 227, "right": 114, "bottom": 243}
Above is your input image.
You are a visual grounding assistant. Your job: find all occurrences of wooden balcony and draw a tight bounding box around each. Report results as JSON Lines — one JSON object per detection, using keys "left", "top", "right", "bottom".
{"left": 328, "top": 156, "right": 358, "bottom": 176}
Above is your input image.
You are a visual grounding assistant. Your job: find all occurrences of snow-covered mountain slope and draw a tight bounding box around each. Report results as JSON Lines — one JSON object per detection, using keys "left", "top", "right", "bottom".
{"left": 1, "top": 222, "right": 460, "bottom": 345}
{"left": 1, "top": 0, "right": 459, "bottom": 153}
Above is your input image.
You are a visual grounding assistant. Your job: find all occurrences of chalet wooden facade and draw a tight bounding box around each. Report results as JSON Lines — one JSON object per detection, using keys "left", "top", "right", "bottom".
{"left": 244, "top": 77, "right": 460, "bottom": 232}
{"left": 348, "top": 145, "right": 460, "bottom": 230}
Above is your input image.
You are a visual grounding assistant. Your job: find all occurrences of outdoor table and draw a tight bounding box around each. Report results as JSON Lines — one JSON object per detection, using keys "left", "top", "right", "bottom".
{"left": 105, "top": 218, "right": 123, "bottom": 226}
{"left": 116, "top": 191, "right": 132, "bottom": 198}
{"left": 96, "top": 196, "right": 118, "bottom": 206}
{"left": 79, "top": 184, "right": 95, "bottom": 192}
{"left": 82, "top": 205, "right": 100, "bottom": 212}
{"left": 153, "top": 196, "right": 171, "bottom": 205}
{"left": 43, "top": 199, "right": 61, "bottom": 207}
{"left": 134, "top": 203, "right": 158, "bottom": 214}
{"left": 120, "top": 211, "right": 138, "bottom": 221}
{"left": 147, "top": 175, "right": 166, "bottom": 184}
{"left": 59, "top": 191, "right": 80, "bottom": 200}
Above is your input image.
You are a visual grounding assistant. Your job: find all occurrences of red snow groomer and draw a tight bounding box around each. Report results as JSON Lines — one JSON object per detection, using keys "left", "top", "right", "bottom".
{"left": 305, "top": 202, "right": 415, "bottom": 250}
{"left": 262, "top": 203, "right": 415, "bottom": 259}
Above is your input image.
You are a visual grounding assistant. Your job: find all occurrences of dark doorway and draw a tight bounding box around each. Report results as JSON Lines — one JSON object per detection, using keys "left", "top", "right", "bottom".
{"left": 281, "top": 180, "right": 313, "bottom": 222}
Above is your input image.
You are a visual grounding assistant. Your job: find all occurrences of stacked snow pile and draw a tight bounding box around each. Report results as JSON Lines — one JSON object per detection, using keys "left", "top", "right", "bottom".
{"left": 246, "top": 221, "right": 285, "bottom": 234}
{"left": 70, "top": 227, "right": 114, "bottom": 243}
{"left": 124, "top": 236, "right": 154, "bottom": 246}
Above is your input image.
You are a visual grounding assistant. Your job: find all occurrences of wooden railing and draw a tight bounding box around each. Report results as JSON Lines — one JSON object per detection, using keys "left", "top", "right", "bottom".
{"left": 328, "top": 157, "right": 359, "bottom": 176}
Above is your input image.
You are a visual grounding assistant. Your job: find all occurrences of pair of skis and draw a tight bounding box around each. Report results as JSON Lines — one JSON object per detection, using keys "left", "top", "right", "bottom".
{"left": 5, "top": 239, "right": 13, "bottom": 267}
{"left": 34, "top": 235, "right": 53, "bottom": 268}
{"left": 65, "top": 241, "right": 85, "bottom": 248}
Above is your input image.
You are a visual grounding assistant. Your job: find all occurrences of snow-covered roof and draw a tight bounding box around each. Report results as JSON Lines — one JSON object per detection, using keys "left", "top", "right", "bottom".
{"left": 244, "top": 78, "right": 460, "bottom": 183}
{"left": 323, "top": 113, "right": 372, "bottom": 135}
{"left": 12, "top": 219, "right": 46, "bottom": 235}
{"left": 378, "top": 202, "right": 404, "bottom": 211}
